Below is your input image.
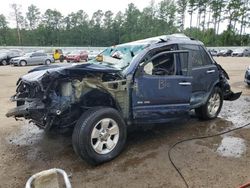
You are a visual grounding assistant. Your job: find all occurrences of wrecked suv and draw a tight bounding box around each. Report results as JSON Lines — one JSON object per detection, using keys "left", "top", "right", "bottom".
{"left": 6, "top": 34, "right": 241, "bottom": 165}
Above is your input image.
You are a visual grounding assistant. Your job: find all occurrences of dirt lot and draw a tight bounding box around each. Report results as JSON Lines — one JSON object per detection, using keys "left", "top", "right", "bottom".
{"left": 0, "top": 57, "right": 250, "bottom": 188}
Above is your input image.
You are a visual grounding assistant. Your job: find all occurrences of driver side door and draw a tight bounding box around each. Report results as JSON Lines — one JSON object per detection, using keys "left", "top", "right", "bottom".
{"left": 131, "top": 50, "right": 192, "bottom": 123}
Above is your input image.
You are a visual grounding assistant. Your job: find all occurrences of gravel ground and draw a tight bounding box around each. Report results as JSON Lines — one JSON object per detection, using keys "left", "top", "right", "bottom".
{"left": 0, "top": 57, "right": 250, "bottom": 188}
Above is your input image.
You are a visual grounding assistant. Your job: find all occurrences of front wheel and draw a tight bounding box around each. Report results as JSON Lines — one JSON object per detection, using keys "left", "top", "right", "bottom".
{"left": 1, "top": 60, "right": 7, "bottom": 66}
{"left": 72, "top": 107, "right": 127, "bottom": 165}
{"left": 195, "top": 87, "right": 223, "bottom": 120}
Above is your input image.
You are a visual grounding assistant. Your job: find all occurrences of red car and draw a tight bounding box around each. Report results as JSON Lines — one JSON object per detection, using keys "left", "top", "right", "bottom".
{"left": 65, "top": 50, "right": 88, "bottom": 62}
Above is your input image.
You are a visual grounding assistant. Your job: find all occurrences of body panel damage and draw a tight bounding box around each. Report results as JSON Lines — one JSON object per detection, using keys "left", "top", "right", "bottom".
{"left": 6, "top": 63, "right": 129, "bottom": 130}
{"left": 6, "top": 34, "right": 241, "bottom": 131}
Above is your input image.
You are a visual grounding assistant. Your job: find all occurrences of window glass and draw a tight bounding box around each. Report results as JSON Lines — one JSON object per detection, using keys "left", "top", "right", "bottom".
{"left": 142, "top": 52, "right": 176, "bottom": 76}
{"left": 199, "top": 46, "right": 213, "bottom": 65}
{"left": 177, "top": 50, "right": 189, "bottom": 76}
{"left": 179, "top": 44, "right": 203, "bottom": 68}
{"left": 39, "top": 53, "right": 46, "bottom": 56}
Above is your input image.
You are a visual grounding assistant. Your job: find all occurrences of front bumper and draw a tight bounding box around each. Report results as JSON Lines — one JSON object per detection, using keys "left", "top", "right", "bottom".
{"left": 6, "top": 100, "right": 45, "bottom": 118}
{"left": 10, "top": 60, "right": 20, "bottom": 65}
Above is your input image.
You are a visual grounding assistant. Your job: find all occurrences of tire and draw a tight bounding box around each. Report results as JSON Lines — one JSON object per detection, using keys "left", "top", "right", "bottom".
{"left": 45, "top": 59, "right": 51, "bottom": 65}
{"left": 59, "top": 55, "right": 64, "bottom": 62}
{"left": 195, "top": 87, "right": 223, "bottom": 120}
{"left": 20, "top": 60, "right": 27, "bottom": 66}
{"left": 72, "top": 107, "right": 127, "bottom": 165}
{"left": 1, "top": 59, "right": 7, "bottom": 66}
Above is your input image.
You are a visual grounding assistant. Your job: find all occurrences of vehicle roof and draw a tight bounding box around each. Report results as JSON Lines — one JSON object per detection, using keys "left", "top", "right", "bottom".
{"left": 117, "top": 33, "right": 204, "bottom": 47}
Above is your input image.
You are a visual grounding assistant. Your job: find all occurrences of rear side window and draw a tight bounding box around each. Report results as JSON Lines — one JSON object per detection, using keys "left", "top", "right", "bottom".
{"left": 179, "top": 44, "right": 212, "bottom": 68}
{"left": 32, "top": 53, "right": 39, "bottom": 57}
{"left": 36, "top": 53, "right": 46, "bottom": 56}
{"left": 199, "top": 46, "right": 213, "bottom": 65}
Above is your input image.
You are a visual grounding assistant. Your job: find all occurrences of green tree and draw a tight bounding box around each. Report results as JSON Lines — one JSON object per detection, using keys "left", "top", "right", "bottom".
{"left": 211, "top": 0, "right": 225, "bottom": 34}
{"left": 177, "top": 0, "right": 188, "bottom": 31}
{"left": 238, "top": 0, "right": 250, "bottom": 37}
{"left": 0, "top": 14, "right": 8, "bottom": 45}
{"left": 26, "top": 4, "right": 40, "bottom": 30}
{"left": 157, "top": 0, "right": 177, "bottom": 34}
{"left": 10, "top": 3, "right": 24, "bottom": 45}
{"left": 122, "top": 3, "right": 141, "bottom": 42}
{"left": 188, "top": 0, "right": 197, "bottom": 28}
{"left": 89, "top": 10, "right": 104, "bottom": 45}
{"left": 41, "top": 9, "right": 63, "bottom": 45}
{"left": 112, "top": 11, "right": 124, "bottom": 44}
{"left": 140, "top": 1, "right": 157, "bottom": 37}
{"left": 226, "top": 0, "right": 242, "bottom": 32}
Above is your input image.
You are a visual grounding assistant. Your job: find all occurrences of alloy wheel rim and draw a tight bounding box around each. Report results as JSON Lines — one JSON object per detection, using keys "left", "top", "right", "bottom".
{"left": 207, "top": 92, "right": 220, "bottom": 116}
{"left": 20, "top": 61, "right": 26, "bottom": 66}
{"left": 91, "top": 118, "right": 119, "bottom": 155}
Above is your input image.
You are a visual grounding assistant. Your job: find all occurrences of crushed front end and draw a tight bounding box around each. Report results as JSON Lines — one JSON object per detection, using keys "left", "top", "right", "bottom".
{"left": 6, "top": 64, "right": 127, "bottom": 131}
{"left": 6, "top": 70, "right": 76, "bottom": 131}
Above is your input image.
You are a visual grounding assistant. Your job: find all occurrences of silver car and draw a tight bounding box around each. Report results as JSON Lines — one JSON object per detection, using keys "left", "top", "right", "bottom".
{"left": 11, "top": 52, "right": 54, "bottom": 66}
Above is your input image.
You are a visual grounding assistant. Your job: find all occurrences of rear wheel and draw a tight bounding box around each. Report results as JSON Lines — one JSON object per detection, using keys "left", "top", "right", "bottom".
{"left": 72, "top": 107, "right": 127, "bottom": 165}
{"left": 59, "top": 55, "right": 64, "bottom": 62}
{"left": 20, "top": 60, "right": 27, "bottom": 66}
{"left": 1, "top": 60, "right": 7, "bottom": 66}
{"left": 195, "top": 87, "right": 223, "bottom": 120}
{"left": 45, "top": 59, "right": 51, "bottom": 65}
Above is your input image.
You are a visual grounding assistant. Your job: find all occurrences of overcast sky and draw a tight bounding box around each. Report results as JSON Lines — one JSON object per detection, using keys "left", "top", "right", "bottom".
{"left": 2, "top": 0, "right": 161, "bottom": 19}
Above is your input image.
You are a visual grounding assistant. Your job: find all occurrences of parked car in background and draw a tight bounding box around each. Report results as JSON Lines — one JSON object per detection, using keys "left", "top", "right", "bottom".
{"left": 0, "top": 49, "right": 23, "bottom": 65}
{"left": 245, "top": 66, "right": 250, "bottom": 85}
{"left": 88, "top": 50, "right": 101, "bottom": 60}
{"left": 65, "top": 50, "right": 88, "bottom": 62}
{"left": 232, "top": 48, "right": 250, "bottom": 57}
{"left": 208, "top": 49, "right": 217, "bottom": 56}
{"left": 53, "top": 49, "right": 64, "bottom": 62}
{"left": 10, "top": 52, "right": 54, "bottom": 66}
{"left": 217, "top": 49, "right": 233, "bottom": 57}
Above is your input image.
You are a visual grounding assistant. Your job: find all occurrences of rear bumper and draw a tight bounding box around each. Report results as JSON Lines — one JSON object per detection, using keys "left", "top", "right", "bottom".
{"left": 66, "top": 57, "right": 79, "bottom": 61}
{"left": 224, "top": 91, "right": 242, "bottom": 101}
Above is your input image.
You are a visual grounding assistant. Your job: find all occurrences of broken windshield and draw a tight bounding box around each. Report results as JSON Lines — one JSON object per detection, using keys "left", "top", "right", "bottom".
{"left": 89, "top": 44, "right": 147, "bottom": 70}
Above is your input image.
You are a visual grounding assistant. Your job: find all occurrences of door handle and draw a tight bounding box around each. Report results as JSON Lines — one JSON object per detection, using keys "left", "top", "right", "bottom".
{"left": 206, "top": 70, "right": 215, "bottom": 74}
{"left": 179, "top": 82, "right": 191, "bottom": 86}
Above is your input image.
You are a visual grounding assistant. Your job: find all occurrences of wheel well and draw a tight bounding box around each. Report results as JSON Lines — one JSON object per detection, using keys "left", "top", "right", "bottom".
{"left": 45, "top": 59, "right": 51, "bottom": 63}
{"left": 80, "top": 89, "right": 121, "bottom": 111}
{"left": 0, "top": 59, "right": 7, "bottom": 65}
{"left": 20, "top": 60, "right": 27, "bottom": 64}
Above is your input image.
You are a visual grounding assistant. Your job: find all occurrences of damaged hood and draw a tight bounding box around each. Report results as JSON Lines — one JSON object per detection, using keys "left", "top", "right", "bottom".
{"left": 22, "top": 63, "right": 120, "bottom": 82}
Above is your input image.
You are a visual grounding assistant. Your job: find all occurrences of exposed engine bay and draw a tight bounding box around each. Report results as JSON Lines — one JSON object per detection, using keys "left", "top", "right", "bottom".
{"left": 6, "top": 63, "right": 129, "bottom": 131}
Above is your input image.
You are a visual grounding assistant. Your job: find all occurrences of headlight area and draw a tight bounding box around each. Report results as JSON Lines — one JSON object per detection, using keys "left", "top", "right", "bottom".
{"left": 6, "top": 78, "right": 82, "bottom": 130}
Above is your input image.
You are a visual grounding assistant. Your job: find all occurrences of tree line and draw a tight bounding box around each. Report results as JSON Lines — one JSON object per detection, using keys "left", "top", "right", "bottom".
{"left": 0, "top": 0, "right": 250, "bottom": 47}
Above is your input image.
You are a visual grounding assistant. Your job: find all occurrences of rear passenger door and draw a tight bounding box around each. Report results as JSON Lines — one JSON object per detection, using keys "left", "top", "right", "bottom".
{"left": 30, "top": 53, "right": 41, "bottom": 65}
{"left": 179, "top": 44, "right": 219, "bottom": 106}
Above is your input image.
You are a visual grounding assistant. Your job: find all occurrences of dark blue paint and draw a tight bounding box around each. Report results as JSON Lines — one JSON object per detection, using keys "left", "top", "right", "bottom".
{"left": 132, "top": 75, "right": 192, "bottom": 122}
